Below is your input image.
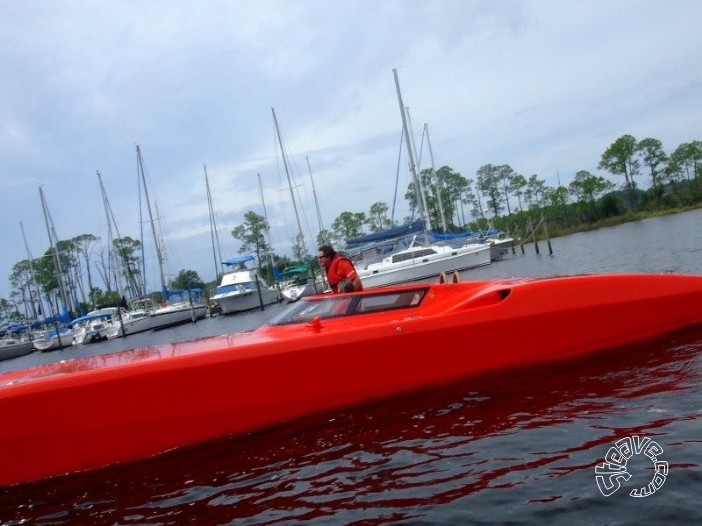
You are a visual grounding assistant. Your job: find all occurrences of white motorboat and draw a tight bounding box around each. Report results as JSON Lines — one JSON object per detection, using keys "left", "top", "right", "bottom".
{"left": 357, "top": 241, "right": 491, "bottom": 289}
{"left": 211, "top": 256, "right": 280, "bottom": 314}
{"left": 69, "top": 309, "right": 118, "bottom": 345}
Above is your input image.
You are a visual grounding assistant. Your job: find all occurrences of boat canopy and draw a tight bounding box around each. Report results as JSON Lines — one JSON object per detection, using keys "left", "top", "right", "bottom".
{"left": 42, "top": 311, "right": 72, "bottom": 325}
{"left": 345, "top": 219, "right": 424, "bottom": 246}
{"left": 68, "top": 311, "right": 115, "bottom": 326}
{"left": 429, "top": 228, "right": 500, "bottom": 241}
{"left": 222, "top": 255, "right": 255, "bottom": 266}
{"left": 164, "top": 287, "right": 205, "bottom": 301}
{"left": 0, "top": 324, "right": 30, "bottom": 336}
{"left": 275, "top": 263, "right": 311, "bottom": 280}
{"left": 268, "top": 286, "right": 429, "bottom": 326}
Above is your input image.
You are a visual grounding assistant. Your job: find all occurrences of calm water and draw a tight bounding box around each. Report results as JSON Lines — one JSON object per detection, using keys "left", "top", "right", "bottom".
{"left": 1, "top": 209, "right": 702, "bottom": 525}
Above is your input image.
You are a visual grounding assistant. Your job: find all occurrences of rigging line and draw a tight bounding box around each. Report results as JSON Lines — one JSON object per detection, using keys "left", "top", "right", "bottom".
{"left": 391, "top": 128, "right": 404, "bottom": 226}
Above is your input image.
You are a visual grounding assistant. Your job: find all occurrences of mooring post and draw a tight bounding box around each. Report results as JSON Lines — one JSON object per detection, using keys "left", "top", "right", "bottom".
{"left": 529, "top": 216, "right": 540, "bottom": 255}
{"left": 542, "top": 218, "right": 553, "bottom": 255}
{"left": 255, "top": 272, "right": 265, "bottom": 311}
{"left": 508, "top": 224, "right": 517, "bottom": 255}
{"left": 517, "top": 223, "right": 526, "bottom": 254}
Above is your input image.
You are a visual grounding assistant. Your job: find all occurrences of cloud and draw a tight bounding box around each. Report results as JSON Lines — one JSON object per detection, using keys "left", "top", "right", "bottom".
{"left": 1, "top": 0, "right": 701, "bottom": 300}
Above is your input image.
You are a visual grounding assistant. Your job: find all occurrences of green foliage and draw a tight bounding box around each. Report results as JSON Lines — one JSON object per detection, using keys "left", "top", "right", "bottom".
{"left": 331, "top": 211, "right": 366, "bottom": 241}
{"left": 231, "top": 211, "right": 272, "bottom": 269}
{"left": 599, "top": 134, "right": 640, "bottom": 209}
{"left": 112, "top": 236, "right": 142, "bottom": 297}
{"left": 367, "top": 202, "right": 391, "bottom": 232}
{"left": 171, "top": 269, "right": 206, "bottom": 291}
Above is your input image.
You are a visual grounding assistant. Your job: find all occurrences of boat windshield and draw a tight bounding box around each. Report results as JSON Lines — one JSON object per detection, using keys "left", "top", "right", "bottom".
{"left": 268, "top": 287, "right": 430, "bottom": 326}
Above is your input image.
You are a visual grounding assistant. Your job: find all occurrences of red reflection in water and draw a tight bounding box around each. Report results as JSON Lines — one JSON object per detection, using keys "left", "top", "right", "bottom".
{"left": 2, "top": 325, "right": 701, "bottom": 525}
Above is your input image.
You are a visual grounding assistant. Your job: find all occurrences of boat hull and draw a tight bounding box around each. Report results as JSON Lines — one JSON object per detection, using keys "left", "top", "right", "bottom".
{"left": 106, "top": 315, "right": 153, "bottom": 338}
{"left": 31, "top": 329, "right": 73, "bottom": 352}
{"left": 359, "top": 244, "right": 491, "bottom": 288}
{"left": 280, "top": 278, "right": 327, "bottom": 302}
{"left": 1, "top": 274, "right": 701, "bottom": 486}
{"left": 212, "top": 288, "right": 279, "bottom": 314}
{"left": 149, "top": 304, "right": 208, "bottom": 330}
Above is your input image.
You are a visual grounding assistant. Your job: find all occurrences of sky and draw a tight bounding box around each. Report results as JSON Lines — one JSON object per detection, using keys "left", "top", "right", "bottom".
{"left": 1, "top": 0, "right": 701, "bottom": 301}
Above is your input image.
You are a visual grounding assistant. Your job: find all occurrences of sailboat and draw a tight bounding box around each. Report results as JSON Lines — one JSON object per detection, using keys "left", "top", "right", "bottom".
{"left": 210, "top": 255, "right": 280, "bottom": 314}
{"left": 271, "top": 108, "right": 326, "bottom": 301}
{"left": 96, "top": 171, "right": 154, "bottom": 339}
{"left": 32, "top": 186, "right": 74, "bottom": 351}
{"left": 135, "top": 145, "right": 208, "bottom": 328}
{"left": 352, "top": 70, "right": 491, "bottom": 288}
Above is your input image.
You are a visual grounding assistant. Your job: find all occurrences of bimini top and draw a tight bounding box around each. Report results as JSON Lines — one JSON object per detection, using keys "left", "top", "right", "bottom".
{"left": 67, "top": 310, "right": 116, "bottom": 327}
{"left": 222, "top": 255, "right": 255, "bottom": 266}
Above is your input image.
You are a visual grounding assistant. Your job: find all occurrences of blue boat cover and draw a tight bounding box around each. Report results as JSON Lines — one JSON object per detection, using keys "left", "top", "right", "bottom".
{"left": 346, "top": 219, "right": 425, "bottom": 246}
{"left": 222, "top": 255, "right": 255, "bottom": 266}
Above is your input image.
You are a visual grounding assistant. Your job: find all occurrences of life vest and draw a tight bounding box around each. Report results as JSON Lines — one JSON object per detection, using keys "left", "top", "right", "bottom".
{"left": 327, "top": 255, "right": 354, "bottom": 292}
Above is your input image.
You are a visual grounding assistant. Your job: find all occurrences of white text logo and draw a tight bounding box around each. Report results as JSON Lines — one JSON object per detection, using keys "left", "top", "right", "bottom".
{"left": 595, "top": 435, "right": 668, "bottom": 497}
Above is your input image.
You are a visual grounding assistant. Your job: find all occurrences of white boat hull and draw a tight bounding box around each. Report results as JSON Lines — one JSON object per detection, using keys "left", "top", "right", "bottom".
{"left": 106, "top": 315, "right": 153, "bottom": 338}
{"left": 213, "top": 288, "right": 280, "bottom": 314}
{"left": 358, "top": 243, "right": 491, "bottom": 288}
{"left": 149, "top": 303, "right": 208, "bottom": 330}
{"left": 211, "top": 269, "right": 281, "bottom": 314}
{"left": 32, "top": 329, "right": 73, "bottom": 352}
{"left": 280, "top": 278, "right": 327, "bottom": 302}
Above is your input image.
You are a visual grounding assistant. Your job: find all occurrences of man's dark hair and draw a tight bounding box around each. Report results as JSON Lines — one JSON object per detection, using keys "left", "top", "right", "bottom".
{"left": 318, "top": 245, "right": 336, "bottom": 259}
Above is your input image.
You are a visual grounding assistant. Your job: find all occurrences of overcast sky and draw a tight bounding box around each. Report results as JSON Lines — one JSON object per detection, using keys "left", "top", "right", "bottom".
{"left": 1, "top": 0, "right": 701, "bottom": 301}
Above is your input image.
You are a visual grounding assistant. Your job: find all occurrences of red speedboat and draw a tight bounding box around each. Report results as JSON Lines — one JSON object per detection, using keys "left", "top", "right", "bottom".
{"left": 1, "top": 273, "right": 701, "bottom": 487}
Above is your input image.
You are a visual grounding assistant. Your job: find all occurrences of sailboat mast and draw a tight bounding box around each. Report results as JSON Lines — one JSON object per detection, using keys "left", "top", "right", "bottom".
{"left": 97, "top": 171, "right": 124, "bottom": 298}
{"left": 136, "top": 144, "right": 167, "bottom": 295}
{"left": 204, "top": 164, "right": 223, "bottom": 282}
{"left": 257, "top": 172, "right": 277, "bottom": 279}
{"left": 404, "top": 106, "right": 431, "bottom": 229}
{"left": 306, "top": 155, "right": 325, "bottom": 241}
{"left": 39, "top": 185, "right": 71, "bottom": 315}
{"left": 424, "top": 123, "right": 448, "bottom": 233}
{"left": 20, "top": 221, "right": 44, "bottom": 319}
{"left": 392, "top": 68, "right": 427, "bottom": 226}
{"left": 271, "top": 107, "right": 307, "bottom": 256}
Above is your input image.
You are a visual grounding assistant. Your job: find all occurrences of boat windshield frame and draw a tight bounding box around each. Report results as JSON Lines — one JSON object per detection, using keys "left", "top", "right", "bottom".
{"left": 268, "top": 286, "right": 430, "bottom": 326}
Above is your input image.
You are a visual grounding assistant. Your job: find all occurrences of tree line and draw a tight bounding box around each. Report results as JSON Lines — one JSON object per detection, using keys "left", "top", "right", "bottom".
{"left": 2, "top": 134, "right": 700, "bottom": 327}
{"left": 230, "top": 134, "right": 701, "bottom": 273}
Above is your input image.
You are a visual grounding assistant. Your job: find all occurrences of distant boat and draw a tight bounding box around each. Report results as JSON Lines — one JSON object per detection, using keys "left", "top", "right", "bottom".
{"left": 276, "top": 263, "right": 327, "bottom": 302}
{"left": 0, "top": 337, "right": 33, "bottom": 361}
{"left": 348, "top": 70, "right": 496, "bottom": 288}
{"left": 133, "top": 145, "right": 209, "bottom": 330}
{"left": 149, "top": 290, "right": 208, "bottom": 330}
{"left": 68, "top": 309, "right": 117, "bottom": 345}
{"left": 32, "top": 326, "right": 73, "bottom": 352}
{"left": 357, "top": 238, "right": 491, "bottom": 288}
{"left": 429, "top": 228, "right": 515, "bottom": 261}
{"left": 106, "top": 299, "right": 154, "bottom": 339}
{"left": 271, "top": 107, "right": 323, "bottom": 300}
{"left": 210, "top": 256, "right": 280, "bottom": 314}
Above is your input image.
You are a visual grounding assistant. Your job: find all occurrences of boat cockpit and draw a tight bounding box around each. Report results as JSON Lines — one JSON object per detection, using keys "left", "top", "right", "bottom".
{"left": 268, "top": 287, "right": 430, "bottom": 326}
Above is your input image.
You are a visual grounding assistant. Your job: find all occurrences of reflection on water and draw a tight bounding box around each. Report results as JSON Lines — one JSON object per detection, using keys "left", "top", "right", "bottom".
{"left": 3, "top": 325, "right": 701, "bottom": 525}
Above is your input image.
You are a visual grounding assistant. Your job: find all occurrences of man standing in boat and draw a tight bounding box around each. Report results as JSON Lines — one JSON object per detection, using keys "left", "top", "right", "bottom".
{"left": 318, "top": 245, "right": 364, "bottom": 293}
